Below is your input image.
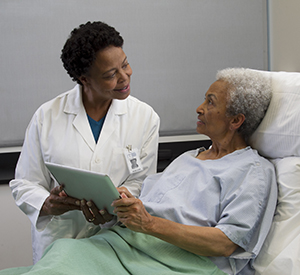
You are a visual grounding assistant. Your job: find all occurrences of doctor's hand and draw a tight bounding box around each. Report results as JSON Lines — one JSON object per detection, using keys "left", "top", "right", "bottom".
{"left": 40, "top": 185, "right": 81, "bottom": 216}
{"left": 80, "top": 186, "right": 131, "bottom": 225}
{"left": 81, "top": 200, "right": 113, "bottom": 225}
{"left": 112, "top": 191, "right": 154, "bottom": 233}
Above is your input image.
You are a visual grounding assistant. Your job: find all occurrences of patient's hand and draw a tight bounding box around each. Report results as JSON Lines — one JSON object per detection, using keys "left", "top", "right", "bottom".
{"left": 112, "top": 191, "right": 154, "bottom": 233}
{"left": 40, "top": 185, "right": 81, "bottom": 216}
{"left": 117, "top": 186, "right": 130, "bottom": 197}
{"left": 81, "top": 200, "right": 113, "bottom": 225}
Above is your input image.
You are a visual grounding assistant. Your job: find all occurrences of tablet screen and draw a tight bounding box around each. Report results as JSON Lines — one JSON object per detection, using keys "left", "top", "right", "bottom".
{"left": 45, "top": 162, "right": 120, "bottom": 215}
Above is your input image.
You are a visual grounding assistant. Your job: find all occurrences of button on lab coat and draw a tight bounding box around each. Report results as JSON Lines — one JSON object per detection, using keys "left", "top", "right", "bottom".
{"left": 10, "top": 85, "right": 160, "bottom": 263}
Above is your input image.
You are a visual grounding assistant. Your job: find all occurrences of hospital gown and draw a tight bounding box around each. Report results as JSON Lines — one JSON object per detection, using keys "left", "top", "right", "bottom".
{"left": 140, "top": 147, "right": 277, "bottom": 274}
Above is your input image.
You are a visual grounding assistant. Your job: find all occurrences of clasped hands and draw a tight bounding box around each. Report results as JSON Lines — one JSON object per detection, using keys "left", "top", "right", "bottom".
{"left": 41, "top": 185, "right": 153, "bottom": 232}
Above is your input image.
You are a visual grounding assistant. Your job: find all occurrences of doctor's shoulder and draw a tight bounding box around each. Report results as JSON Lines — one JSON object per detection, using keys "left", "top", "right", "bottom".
{"left": 125, "top": 95, "right": 160, "bottom": 124}
{"left": 30, "top": 86, "right": 77, "bottom": 126}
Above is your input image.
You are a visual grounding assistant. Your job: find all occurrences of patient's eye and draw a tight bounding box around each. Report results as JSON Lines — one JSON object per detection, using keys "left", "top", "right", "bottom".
{"left": 205, "top": 94, "right": 215, "bottom": 106}
{"left": 205, "top": 97, "right": 213, "bottom": 105}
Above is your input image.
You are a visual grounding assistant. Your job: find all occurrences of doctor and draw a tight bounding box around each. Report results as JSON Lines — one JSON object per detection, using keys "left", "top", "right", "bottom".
{"left": 9, "top": 21, "right": 160, "bottom": 264}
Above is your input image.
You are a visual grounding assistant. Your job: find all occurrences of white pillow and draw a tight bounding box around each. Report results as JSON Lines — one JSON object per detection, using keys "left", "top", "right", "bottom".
{"left": 249, "top": 71, "right": 300, "bottom": 159}
{"left": 253, "top": 157, "right": 300, "bottom": 275}
{"left": 270, "top": 157, "right": 300, "bottom": 220}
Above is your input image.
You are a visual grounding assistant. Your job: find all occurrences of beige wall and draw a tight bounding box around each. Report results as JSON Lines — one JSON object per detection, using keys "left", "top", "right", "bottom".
{"left": 269, "top": 0, "right": 300, "bottom": 72}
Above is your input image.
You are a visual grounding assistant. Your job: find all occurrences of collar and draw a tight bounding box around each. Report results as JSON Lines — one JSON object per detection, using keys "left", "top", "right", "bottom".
{"left": 63, "top": 84, "right": 129, "bottom": 116}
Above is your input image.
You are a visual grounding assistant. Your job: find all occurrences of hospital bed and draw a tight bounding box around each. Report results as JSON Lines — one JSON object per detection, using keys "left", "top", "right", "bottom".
{"left": 248, "top": 70, "right": 300, "bottom": 275}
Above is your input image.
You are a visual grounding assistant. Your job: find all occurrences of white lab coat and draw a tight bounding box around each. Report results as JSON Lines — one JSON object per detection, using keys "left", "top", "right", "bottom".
{"left": 10, "top": 85, "right": 160, "bottom": 263}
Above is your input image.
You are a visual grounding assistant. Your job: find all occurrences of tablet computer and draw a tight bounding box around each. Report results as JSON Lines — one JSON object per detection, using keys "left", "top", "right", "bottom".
{"left": 45, "top": 162, "right": 120, "bottom": 215}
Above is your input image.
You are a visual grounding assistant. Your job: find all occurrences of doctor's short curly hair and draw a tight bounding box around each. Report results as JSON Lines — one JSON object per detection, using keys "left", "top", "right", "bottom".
{"left": 61, "top": 21, "right": 124, "bottom": 85}
{"left": 216, "top": 68, "right": 272, "bottom": 139}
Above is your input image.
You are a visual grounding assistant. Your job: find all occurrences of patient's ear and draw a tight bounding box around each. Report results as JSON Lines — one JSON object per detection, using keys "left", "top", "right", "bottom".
{"left": 230, "top": 114, "right": 245, "bottom": 131}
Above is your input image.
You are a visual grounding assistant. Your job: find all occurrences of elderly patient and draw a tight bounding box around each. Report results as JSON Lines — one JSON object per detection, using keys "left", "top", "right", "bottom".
{"left": 0, "top": 68, "right": 277, "bottom": 275}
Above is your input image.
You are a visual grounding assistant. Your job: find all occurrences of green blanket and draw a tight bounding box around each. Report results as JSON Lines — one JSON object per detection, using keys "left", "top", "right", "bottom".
{"left": 0, "top": 227, "right": 227, "bottom": 275}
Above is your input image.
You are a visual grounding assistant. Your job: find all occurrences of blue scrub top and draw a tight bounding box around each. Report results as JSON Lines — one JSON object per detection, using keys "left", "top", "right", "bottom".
{"left": 87, "top": 114, "right": 106, "bottom": 142}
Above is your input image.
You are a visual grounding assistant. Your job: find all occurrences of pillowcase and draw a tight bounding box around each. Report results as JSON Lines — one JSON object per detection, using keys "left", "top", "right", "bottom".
{"left": 271, "top": 157, "right": 300, "bottom": 220}
{"left": 249, "top": 70, "right": 300, "bottom": 159}
{"left": 253, "top": 157, "right": 300, "bottom": 275}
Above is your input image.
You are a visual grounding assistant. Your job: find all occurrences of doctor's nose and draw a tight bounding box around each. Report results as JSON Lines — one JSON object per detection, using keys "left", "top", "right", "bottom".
{"left": 118, "top": 65, "right": 132, "bottom": 83}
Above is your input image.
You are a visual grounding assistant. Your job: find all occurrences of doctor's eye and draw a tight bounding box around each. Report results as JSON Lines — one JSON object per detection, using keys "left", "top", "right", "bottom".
{"left": 103, "top": 72, "right": 116, "bottom": 79}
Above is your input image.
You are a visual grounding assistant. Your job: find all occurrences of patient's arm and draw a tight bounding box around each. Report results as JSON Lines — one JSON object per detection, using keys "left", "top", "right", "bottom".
{"left": 112, "top": 190, "right": 238, "bottom": 258}
{"left": 140, "top": 216, "right": 238, "bottom": 257}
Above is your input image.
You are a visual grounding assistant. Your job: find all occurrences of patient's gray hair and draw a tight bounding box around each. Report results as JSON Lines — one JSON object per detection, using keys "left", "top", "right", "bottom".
{"left": 216, "top": 68, "right": 272, "bottom": 139}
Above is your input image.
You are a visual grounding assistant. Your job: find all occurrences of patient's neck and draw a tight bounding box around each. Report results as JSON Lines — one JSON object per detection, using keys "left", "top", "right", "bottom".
{"left": 197, "top": 135, "right": 247, "bottom": 160}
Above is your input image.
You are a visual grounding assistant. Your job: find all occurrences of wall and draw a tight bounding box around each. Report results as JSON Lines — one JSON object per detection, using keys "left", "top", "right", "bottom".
{"left": 0, "top": 184, "right": 32, "bottom": 269}
{"left": 268, "top": 0, "right": 300, "bottom": 72}
{"left": 0, "top": 0, "right": 268, "bottom": 147}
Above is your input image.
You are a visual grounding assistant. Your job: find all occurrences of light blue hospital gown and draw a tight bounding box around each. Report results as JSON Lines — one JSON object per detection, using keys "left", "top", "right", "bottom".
{"left": 140, "top": 147, "right": 277, "bottom": 275}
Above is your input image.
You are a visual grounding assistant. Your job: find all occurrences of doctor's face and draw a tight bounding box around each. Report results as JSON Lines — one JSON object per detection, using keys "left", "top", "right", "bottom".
{"left": 80, "top": 46, "right": 132, "bottom": 101}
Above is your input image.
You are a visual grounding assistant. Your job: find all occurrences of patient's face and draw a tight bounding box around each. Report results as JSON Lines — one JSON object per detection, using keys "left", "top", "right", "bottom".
{"left": 196, "top": 80, "right": 231, "bottom": 139}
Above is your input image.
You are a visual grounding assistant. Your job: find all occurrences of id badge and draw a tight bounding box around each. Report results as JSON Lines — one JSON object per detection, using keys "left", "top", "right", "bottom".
{"left": 123, "top": 146, "right": 143, "bottom": 174}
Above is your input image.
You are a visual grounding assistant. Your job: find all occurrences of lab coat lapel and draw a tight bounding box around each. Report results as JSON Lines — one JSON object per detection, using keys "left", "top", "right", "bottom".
{"left": 64, "top": 85, "right": 96, "bottom": 152}
{"left": 97, "top": 98, "right": 127, "bottom": 150}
